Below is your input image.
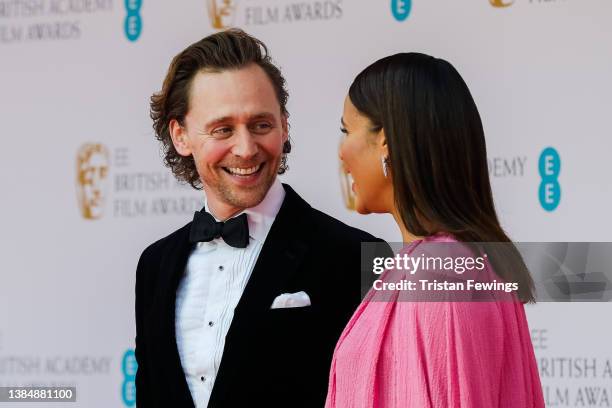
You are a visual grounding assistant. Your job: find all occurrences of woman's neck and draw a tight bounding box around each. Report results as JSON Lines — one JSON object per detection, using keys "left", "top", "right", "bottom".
{"left": 391, "top": 207, "right": 424, "bottom": 243}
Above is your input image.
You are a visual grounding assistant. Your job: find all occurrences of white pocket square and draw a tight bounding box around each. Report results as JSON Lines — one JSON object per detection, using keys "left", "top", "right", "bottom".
{"left": 270, "top": 291, "right": 311, "bottom": 309}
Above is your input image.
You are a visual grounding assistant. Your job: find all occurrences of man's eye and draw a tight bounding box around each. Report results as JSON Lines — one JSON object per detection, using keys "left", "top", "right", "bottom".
{"left": 212, "top": 127, "right": 233, "bottom": 137}
{"left": 251, "top": 122, "right": 273, "bottom": 133}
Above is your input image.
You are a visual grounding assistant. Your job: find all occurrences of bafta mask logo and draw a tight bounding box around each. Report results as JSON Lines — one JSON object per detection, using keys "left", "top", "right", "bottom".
{"left": 76, "top": 143, "right": 110, "bottom": 220}
{"left": 489, "top": 0, "right": 514, "bottom": 7}
{"left": 207, "top": 0, "right": 238, "bottom": 30}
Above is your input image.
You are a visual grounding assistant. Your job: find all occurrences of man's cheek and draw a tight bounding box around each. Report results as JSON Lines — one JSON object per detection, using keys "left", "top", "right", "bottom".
{"left": 197, "top": 145, "right": 229, "bottom": 168}
{"left": 263, "top": 138, "right": 284, "bottom": 157}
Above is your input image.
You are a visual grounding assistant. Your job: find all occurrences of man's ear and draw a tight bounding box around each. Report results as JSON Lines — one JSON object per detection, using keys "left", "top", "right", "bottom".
{"left": 281, "top": 113, "right": 289, "bottom": 144}
{"left": 169, "top": 119, "right": 192, "bottom": 156}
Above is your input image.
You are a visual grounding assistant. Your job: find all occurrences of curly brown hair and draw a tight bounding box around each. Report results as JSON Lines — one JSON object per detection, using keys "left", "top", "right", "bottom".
{"left": 150, "top": 29, "right": 291, "bottom": 189}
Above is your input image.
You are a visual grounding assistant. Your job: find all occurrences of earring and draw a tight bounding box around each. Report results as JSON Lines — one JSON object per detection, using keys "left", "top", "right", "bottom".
{"left": 381, "top": 156, "right": 389, "bottom": 178}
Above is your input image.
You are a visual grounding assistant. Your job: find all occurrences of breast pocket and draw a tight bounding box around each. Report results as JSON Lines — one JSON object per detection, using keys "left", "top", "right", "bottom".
{"left": 266, "top": 305, "right": 314, "bottom": 323}
{"left": 260, "top": 306, "right": 319, "bottom": 380}
{"left": 263, "top": 306, "right": 316, "bottom": 345}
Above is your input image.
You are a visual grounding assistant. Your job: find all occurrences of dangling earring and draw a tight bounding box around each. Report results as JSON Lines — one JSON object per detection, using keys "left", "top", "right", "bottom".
{"left": 381, "top": 156, "right": 389, "bottom": 178}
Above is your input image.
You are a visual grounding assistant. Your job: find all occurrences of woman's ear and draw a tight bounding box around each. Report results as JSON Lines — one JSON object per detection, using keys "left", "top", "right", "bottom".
{"left": 169, "top": 119, "right": 192, "bottom": 157}
{"left": 377, "top": 128, "right": 389, "bottom": 158}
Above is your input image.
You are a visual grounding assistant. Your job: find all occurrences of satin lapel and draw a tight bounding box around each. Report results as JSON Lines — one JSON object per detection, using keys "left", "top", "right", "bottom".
{"left": 208, "top": 184, "right": 312, "bottom": 405}
{"left": 148, "top": 223, "right": 195, "bottom": 406}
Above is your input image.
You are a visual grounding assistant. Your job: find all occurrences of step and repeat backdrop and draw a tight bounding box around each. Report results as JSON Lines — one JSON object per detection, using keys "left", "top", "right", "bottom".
{"left": 1, "top": 0, "right": 611, "bottom": 406}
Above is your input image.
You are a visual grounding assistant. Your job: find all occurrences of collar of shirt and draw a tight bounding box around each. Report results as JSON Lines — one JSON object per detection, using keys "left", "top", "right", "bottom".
{"left": 203, "top": 178, "right": 286, "bottom": 243}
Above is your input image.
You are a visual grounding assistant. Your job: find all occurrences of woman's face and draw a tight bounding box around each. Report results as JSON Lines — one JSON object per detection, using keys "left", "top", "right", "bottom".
{"left": 339, "top": 96, "right": 392, "bottom": 214}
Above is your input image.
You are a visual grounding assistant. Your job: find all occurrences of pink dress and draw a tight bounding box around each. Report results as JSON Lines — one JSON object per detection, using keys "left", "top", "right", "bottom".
{"left": 325, "top": 233, "right": 544, "bottom": 408}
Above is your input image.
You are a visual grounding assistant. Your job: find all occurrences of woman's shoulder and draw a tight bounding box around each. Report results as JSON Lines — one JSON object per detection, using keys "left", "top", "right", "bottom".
{"left": 392, "top": 299, "right": 525, "bottom": 337}
{"left": 424, "top": 231, "right": 459, "bottom": 242}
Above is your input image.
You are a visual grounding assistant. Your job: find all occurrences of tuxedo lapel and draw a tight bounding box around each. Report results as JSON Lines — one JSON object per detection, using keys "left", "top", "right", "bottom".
{"left": 232, "top": 184, "right": 311, "bottom": 314}
{"left": 148, "top": 223, "right": 196, "bottom": 406}
{"left": 208, "top": 184, "right": 313, "bottom": 405}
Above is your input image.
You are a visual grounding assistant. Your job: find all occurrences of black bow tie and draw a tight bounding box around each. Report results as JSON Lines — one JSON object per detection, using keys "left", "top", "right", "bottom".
{"left": 189, "top": 210, "right": 250, "bottom": 248}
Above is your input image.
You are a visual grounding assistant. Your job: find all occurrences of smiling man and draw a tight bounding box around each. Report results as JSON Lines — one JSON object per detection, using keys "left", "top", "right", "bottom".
{"left": 170, "top": 63, "right": 286, "bottom": 218}
{"left": 134, "top": 29, "right": 384, "bottom": 408}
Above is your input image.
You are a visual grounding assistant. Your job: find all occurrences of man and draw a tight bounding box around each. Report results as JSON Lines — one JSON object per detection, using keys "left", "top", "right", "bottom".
{"left": 135, "top": 29, "right": 383, "bottom": 407}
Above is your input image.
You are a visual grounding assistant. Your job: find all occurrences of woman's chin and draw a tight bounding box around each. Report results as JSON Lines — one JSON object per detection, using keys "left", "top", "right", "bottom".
{"left": 354, "top": 200, "right": 372, "bottom": 215}
{"left": 355, "top": 197, "right": 391, "bottom": 215}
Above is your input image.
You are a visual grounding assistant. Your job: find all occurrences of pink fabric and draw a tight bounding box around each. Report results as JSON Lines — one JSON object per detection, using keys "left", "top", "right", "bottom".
{"left": 325, "top": 233, "right": 544, "bottom": 408}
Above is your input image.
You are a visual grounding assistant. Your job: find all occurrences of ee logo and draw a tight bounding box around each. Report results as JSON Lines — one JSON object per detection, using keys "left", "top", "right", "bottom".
{"left": 391, "top": 0, "right": 412, "bottom": 22}
{"left": 121, "top": 349, "right": 137, "bottom": 406}
{"left": 538, "top": 147, "right": 561, "bottom": 212}
{"left": 124, "top": 0, "right": 142, "bottom": 42}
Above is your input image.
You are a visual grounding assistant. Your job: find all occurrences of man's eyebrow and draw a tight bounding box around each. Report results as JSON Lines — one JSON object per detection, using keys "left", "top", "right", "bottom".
{"left": 340, "top": 118, "right": 346, "bottom": 127}
{"left": 204, "top": 116, "right": 233, "bottom": 128}
{"left": 204, "top": 112, "right": 277, "bottom": 128}
{"left": 250, "top": 112, "right": 276, "bottom": 120}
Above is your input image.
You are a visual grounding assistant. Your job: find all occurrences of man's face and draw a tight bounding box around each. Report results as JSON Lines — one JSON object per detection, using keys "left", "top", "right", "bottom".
{"left": 170, "top": 63, "right": 288, "bottom": 218}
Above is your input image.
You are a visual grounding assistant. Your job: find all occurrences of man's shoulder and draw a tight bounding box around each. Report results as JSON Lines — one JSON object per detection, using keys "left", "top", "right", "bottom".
{"left": 282, "top": 183, "right": 381, "bottom": 244}
{"left": 139, "top": 221, "right": 192, "bottom": 262}
{"left": 307, "top": 206, "right": 379, "bottom": 243}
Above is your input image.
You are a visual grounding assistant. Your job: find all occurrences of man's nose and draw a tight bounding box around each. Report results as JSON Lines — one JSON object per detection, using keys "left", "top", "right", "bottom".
{"left": 232, "top": 127, "right": 259, "bottom": 159}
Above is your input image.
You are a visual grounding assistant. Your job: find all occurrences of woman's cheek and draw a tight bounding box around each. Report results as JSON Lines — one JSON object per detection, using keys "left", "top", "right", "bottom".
{"left": 341, "top": 138, "right": 359, "bottom": 168}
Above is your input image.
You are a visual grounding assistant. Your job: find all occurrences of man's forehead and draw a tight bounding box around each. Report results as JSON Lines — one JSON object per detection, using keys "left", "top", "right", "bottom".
{"left": 188, "top": 87, "right": 281, "bottom": 125}
{"left": 190, "top": 65, "right": 274, "bottom": 94}
{"left": 189, "top": 66, "right": 278, "bottom": 103}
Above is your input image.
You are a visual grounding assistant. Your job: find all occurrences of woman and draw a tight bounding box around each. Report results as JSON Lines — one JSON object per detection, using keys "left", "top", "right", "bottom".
{"left": 325, "top": 53, "right": 544, "bottom": 407}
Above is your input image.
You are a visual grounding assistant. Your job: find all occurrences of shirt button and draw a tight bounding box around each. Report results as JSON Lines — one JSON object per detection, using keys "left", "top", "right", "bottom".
{"left": 208, "top": 321, "right": 214, "bottom": 327}
{"left": 201, "top": 376, "right": 206, "bottom": 382}
{"left": 218, "top": 265, "right": 224, "bottom": 271}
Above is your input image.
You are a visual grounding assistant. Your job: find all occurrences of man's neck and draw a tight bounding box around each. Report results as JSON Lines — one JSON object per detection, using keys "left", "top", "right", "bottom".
{"left": 205, "top": 198, "right": 244, "bottom": 221}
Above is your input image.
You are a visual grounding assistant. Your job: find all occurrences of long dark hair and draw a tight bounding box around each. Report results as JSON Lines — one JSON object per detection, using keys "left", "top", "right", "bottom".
{"left": 349, "top": 53, "right": 535, "bottom": 302}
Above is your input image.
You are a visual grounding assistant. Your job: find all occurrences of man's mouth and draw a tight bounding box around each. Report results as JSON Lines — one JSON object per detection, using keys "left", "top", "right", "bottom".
{"left": 222, "top": 163, "right": 264, "bottom": 176}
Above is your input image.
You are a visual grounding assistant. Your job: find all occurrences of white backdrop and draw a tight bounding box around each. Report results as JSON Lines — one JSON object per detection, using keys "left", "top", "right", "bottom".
{"left": 1, "top": 0, "right": 611, "bottom": 406}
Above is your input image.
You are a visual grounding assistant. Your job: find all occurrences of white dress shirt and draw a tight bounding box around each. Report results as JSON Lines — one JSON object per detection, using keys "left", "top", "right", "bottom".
{"left": 175, "top": 178, "right": 285, "bottom": 408}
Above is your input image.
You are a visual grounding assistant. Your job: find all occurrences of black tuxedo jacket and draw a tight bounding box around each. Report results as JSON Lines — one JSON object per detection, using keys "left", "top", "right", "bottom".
{"left": 135, "top": 184, "right": 384, "bottom": 407}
